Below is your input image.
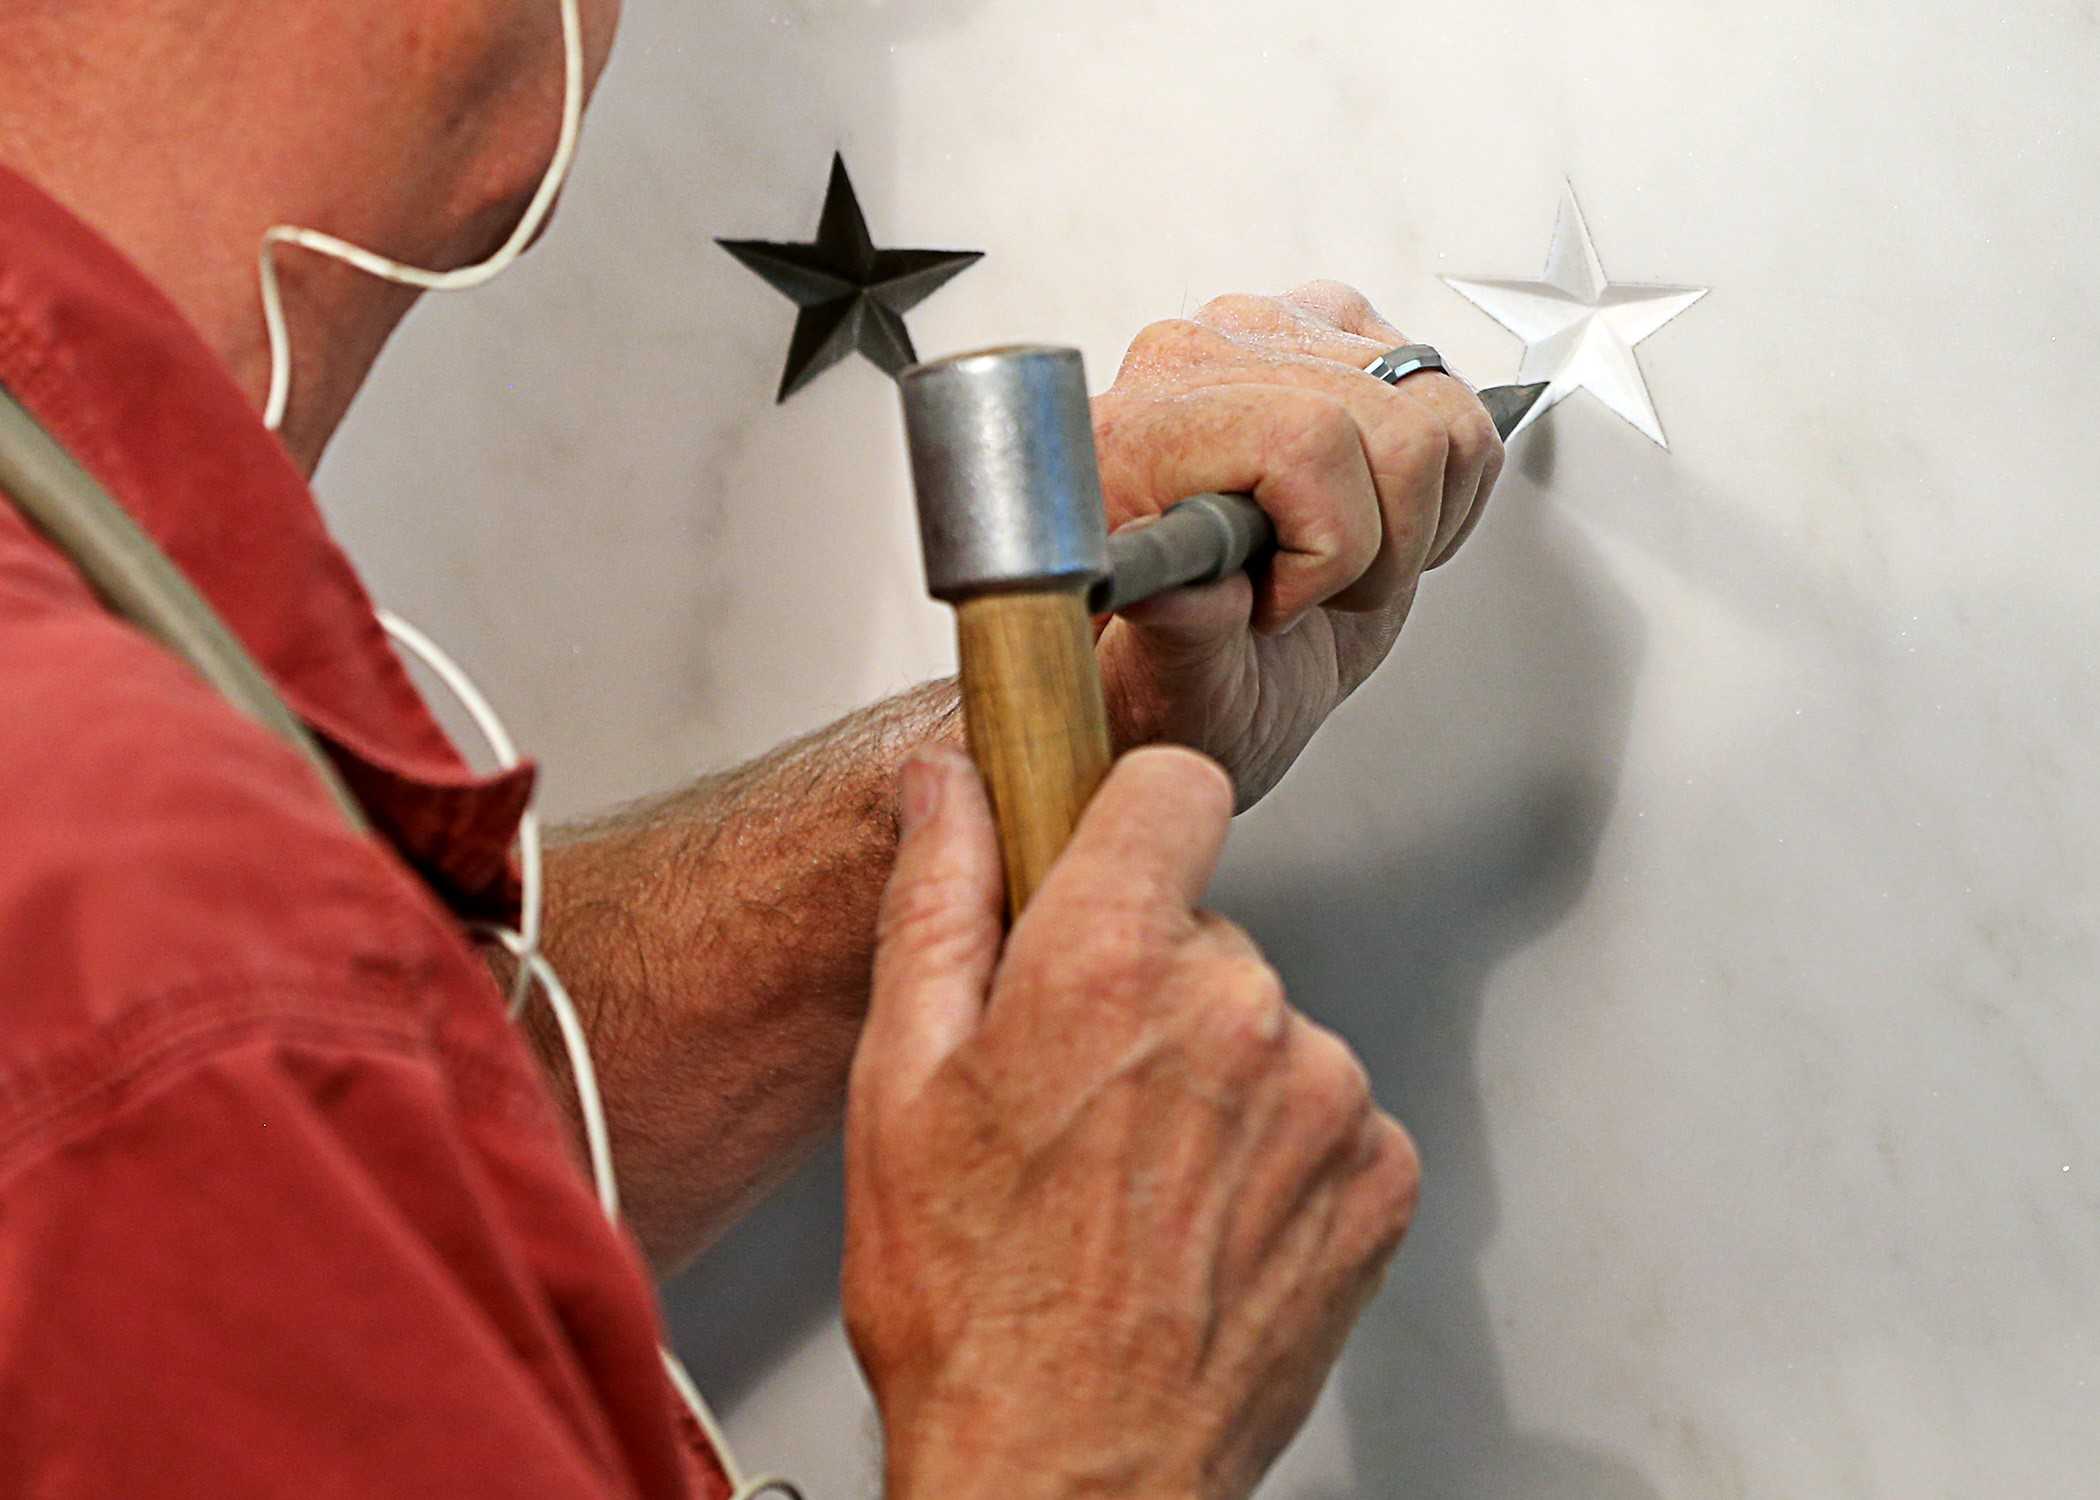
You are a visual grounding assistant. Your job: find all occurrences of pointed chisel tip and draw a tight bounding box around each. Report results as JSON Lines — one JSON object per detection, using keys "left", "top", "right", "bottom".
{"left": 1481, "top": 381, "right": 1552, "bottom": 439}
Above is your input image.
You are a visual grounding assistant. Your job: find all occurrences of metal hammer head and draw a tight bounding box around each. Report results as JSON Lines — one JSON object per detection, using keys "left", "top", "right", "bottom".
{"left": 899, "top": 346, "right": 1110, "bottom": 603}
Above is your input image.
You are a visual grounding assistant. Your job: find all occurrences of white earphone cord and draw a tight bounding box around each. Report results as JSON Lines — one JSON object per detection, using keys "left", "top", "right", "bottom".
{"left": 384, "top": 618, "right": 799, "bottom": 1500}
{"left": 256, "top": 3, "right": 583, "bottom": 434}
{"left": 262, "top": 7, "right": 797, "bottom": 1496}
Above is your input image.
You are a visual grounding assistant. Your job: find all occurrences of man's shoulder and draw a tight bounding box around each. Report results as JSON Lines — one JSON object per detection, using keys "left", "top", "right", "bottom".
{"left": 0, "top": 554, "right": 481, "bottom": 1116}
{"left": 0, "top": 566, "right": 367, "bottom": 903}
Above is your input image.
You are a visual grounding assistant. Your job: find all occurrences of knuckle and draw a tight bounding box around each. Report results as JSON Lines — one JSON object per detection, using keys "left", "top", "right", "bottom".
{"left": 1368, "top": 416, "right": 1451, "bottom": 555}
{"left": 1462, "top": 407, "right": 1503, "bottom": 464}
{"left": 1293, "top": 1022, "right": 1374, "bottom": 1124}
{"left": 1400, "top": 410, "right": 1453, "bottom": 474}
{"left": 1286, "top": 278, "right": 1376, "bottom": 327}
{"left": 1204, "top": 955, "right": 1289, "bottom": 1044}
{"left": 1195, "top": 291, "right": 1284, "bottom": 333}
{"left": 1439, "top": 405, "right": 1500, "bottom": 480}
{"left": 1132, "top": 316, "right": 1200, "bottom": 352}
{"left": 1120, "top": 317, "right": 1225, "bottom": 376}
{"left": 1274, "top": 396, "right": 1379, "bottom": 565}
{"left": 1471, "top": 416, "right": 1508, "bottom": 500}
{"left": 1362, "top": 1115, "right": 1423, "bottom": 1245}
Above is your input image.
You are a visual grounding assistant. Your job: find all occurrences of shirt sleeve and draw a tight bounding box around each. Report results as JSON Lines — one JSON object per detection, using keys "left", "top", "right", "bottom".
{"left": 0, "top": 1017, "right": 688, "bottom": 1500}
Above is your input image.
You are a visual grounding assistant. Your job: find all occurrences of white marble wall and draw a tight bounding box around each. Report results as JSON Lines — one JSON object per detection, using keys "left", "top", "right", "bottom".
{"left": 320, "top": 1, "right": 2100, "bottom": 1494}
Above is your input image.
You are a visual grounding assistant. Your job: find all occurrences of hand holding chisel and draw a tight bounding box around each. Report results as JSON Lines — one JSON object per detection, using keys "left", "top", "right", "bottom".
{"left": 901, "top": 342, "right": 1544, "bottom": 916}
{"left": 1092, "top": 361, "right": 1546, "bottom": 614}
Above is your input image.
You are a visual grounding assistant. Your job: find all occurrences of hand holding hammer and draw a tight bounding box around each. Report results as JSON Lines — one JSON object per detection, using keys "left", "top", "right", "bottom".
{"left": 854, "top": 297, "right": 1499, "bottom": 1496}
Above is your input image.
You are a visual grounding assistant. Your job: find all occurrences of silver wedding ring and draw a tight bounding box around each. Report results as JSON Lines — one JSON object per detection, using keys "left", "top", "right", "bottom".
{"left": 1364, "top": 344, "right": 1447, "bottom": 385}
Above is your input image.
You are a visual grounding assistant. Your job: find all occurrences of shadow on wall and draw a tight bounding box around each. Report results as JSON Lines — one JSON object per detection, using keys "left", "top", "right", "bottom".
{"left": 1219, "top": 424, "right": 1662, "bottom": 1499}
{"left": 661, "top": 1140, "right": 847, "bottom": 1413}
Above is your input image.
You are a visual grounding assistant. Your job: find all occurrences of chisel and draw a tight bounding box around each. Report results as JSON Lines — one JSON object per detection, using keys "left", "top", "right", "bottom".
{"left": 901, "top": 347, "right": 1548, "bottom": 914}
{"left": 1091, "top": 373, "right": 1550, "bottom": 615}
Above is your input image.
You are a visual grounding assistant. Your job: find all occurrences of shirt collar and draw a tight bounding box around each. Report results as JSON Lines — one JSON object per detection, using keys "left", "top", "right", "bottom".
{"left": 0, "top": 164, "right": 531, "bottom": 922}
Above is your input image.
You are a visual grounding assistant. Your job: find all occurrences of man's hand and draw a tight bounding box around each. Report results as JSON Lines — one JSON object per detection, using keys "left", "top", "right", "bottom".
{"left": 1093, "top": 280, "right": 1505, "bottom": 807}
{"left": 844, "top": 745, "right": 1419, "bottom": 1500}
{"left": 527, "top": 281, "right": 1492, "bottom": 1267}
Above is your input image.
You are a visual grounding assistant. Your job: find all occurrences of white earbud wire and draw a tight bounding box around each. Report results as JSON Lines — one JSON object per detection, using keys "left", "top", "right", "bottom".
{"left": 380, "top": 614, "right": 799, "bottom": 1500}
{"left": 257, "top": 0, "right": 584, "bottom": 434}
{"left": 267, "top": 9, "right": 796, "bottom": 1494}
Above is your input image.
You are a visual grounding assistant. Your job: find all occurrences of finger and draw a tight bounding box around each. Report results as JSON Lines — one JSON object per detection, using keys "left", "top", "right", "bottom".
{"left": 1172, "top": 930, "right": 1290, "bottom": 1094}
{"left": 1276, "top": 279, "right": 1406, "bottom": 343}
{"left": 1092, "top": 385, "right": 1382, "bottom": 633}
{"left": 861, "top": 746, "right": 1006, "bottom": 1104}
{"left": 1033, "top": 744, "right": 1235, "bottom": 917}
{"left": 1212, "top": 1016, "right": 1380, "bottom": 1297}
{"left": 1205, "top": 287, "right": 1505, "bottom": 568}
{"left": 1378, "top": 377, "right": 1489, "bottom": 570}
{"left": 1429, "top": 422, "right": 1504, "bottom": 569}
{"left": 1339, "top": 1111, "right": 1422, "bottom": 1265}
{"left": 1230, "top": 323, "right": 1500, "bottom": 573}
{"left": 1264, "top": 352, "right": 1497, "bottom": 579}
{"left": 1109, "top": 317, "right": 1458, "bottom": 616}
{"left": 1415, "top": 388, "right": 1497, "bottom": 567}
{"left": 1199, "top": 351, "right": 1459, "bottom": 614}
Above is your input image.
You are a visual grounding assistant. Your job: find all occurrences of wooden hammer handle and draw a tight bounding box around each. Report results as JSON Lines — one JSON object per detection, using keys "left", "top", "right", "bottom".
{"left": 955, "top": 586, "right": 1113, "bottom": 919}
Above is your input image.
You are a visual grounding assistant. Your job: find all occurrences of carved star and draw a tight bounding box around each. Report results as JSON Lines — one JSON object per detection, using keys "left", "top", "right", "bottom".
{"left": 1443, "top": 184, "right": 1706, "bottom": 448}
{"left": 718, "top": 154, "right": 984, "bottom": 403}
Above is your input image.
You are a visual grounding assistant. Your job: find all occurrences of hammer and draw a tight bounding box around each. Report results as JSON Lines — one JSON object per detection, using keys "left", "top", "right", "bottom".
{"left": 900, "top": 344, "right": 1545, "bottom": 917}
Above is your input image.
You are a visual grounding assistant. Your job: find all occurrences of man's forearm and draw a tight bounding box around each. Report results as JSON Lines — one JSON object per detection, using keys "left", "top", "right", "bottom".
{"left": 528, "top": 679, "right": 963, "bottom": 1273}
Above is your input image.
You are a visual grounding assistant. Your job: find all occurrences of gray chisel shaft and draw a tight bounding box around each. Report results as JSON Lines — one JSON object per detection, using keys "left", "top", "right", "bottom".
{"left": 1089, "top": 379, "right": 1549, "bottom": 616}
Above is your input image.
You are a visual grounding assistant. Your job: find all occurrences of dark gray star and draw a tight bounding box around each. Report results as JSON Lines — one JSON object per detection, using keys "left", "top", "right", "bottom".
{"left": 718, "top": 154, "right": 984, "bottom": 403}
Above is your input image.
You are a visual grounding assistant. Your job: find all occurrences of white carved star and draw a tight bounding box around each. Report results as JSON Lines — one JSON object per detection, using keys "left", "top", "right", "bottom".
{"left": 1444, "top": 184, "right": 1706, "bottom": 449}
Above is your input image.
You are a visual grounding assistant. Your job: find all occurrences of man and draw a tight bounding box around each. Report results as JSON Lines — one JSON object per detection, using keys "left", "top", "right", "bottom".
{"left": 0, "top": 2, "right": 1504, "bottom": 1496}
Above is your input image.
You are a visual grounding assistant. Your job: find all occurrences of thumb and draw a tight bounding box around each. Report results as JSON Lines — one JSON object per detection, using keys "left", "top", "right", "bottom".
{"left": 860, "top": 745, "right": 1006, "bottom": 1106}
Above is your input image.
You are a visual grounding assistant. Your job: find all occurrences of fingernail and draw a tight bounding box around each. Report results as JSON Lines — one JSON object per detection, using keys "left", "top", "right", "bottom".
{"left": 899, "top": 755, "right": 946, "bottom": 836}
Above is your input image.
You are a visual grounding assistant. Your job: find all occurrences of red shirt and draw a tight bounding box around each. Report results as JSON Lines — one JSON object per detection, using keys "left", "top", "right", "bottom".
{"left": 0, "top": 166, "right": 732, "bottom": 1500}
